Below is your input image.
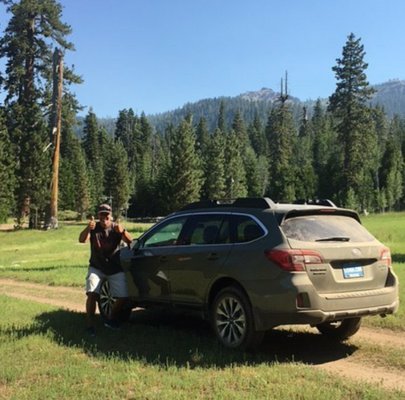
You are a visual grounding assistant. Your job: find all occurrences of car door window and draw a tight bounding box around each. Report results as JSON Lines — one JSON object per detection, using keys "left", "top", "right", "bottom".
{"left": 143, "top": 217, "right": 187, "bottom": 248}
{"left": 181, "top": 214, "right": 228, "bottom": 245}
{"left": 231, "top": 215, "right": 265, "bottom": 243}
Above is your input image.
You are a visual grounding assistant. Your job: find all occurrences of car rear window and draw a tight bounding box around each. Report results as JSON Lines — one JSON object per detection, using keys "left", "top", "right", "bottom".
{"left": 281, "top": 215, "right": 375, "bottom": 243}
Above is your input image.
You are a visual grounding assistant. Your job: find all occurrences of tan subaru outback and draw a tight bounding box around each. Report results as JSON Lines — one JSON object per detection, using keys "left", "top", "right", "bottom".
{"left": 99, "top": 198, "right": 399, "bottom": 350}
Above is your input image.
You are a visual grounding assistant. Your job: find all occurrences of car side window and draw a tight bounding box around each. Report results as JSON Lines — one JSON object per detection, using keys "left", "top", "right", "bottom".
{"left": 181, "top": 214, "right": 228, "bottom": 245}
{"left": 231, "top": 215, "right": 265, "bottom": 243}
{"left": 143, "top": 217, "right": 187, "bottom": 248}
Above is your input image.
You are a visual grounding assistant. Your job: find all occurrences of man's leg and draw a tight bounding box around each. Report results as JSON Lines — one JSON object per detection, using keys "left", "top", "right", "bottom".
{"left": 86, "top": 292, "right": 99, "bottom": 328}
{"left": 85, "top": 267, "right": 104, "bottom": 333}
{"left": 110, "top": 297, "right": 127, "bottom": 320}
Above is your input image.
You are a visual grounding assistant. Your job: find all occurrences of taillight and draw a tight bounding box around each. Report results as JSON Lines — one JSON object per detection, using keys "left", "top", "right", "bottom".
{"left": 380, "top": 248, "right": 392, "bottom": 267}
{"left": 265, "top": 249, "right": 323, "bottom": 272}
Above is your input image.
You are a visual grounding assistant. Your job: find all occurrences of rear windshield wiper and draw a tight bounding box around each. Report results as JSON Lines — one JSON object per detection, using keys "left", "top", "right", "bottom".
{"left": 315, "top": 236, "right": 350, "bottom": 242}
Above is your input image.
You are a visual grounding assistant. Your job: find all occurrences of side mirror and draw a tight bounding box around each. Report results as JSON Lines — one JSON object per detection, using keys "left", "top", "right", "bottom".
{"left": 131, "top": 238, "right": 141, "bottom": 252}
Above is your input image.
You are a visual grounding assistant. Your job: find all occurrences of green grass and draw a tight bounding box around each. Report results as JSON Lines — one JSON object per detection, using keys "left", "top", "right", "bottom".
{"left": 360, "top": 213, "right": 405, "bottom": 330}
{"left": 361, "top": 212, "right": 405, "bottom": 256}
{"left": 0, "top": 216, "right": 404, "bottom": 398}
{"left": 0, "top": 222, "right": 149, "bottom": 286}
{"left": 1, "top": 296, "right": 403, "bottom": 400}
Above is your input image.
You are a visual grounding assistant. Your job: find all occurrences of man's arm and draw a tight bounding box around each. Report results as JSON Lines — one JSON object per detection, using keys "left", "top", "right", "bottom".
{"left": 121, "top": 229, "right": 133, "bottom": 245}
{"left": 79, "top": 217, "right": 95, "bottom": 243}
{"left": 114, "top": 223, "right": 133, "bottom": 245}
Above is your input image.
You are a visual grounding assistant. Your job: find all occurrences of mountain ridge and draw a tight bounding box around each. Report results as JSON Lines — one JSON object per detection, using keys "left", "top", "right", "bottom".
{"left": 91, "top": 79, "right": 405, "bottom": 135}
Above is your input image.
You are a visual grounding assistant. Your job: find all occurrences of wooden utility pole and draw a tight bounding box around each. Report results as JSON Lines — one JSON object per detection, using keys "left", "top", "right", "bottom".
{"left": 49, "top": 48, "right": 63, "bottom": 229}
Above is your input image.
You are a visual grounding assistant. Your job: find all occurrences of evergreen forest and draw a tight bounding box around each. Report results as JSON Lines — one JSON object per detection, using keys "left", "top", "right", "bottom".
{"left": 0, "top": 0, "right": 404, "bottom": 227}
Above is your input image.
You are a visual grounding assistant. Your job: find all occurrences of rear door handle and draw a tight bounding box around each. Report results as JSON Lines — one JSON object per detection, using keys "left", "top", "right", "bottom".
{"left": 207, "top": 253, "right": 219, "bottom": 260}
{"left": 160, "top": 256, "right": 168, "bottom": 262}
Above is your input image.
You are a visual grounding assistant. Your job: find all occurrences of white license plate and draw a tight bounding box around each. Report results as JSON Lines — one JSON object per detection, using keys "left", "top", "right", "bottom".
{"left": 343, "top": 264, "right": 364, "bottom": 279}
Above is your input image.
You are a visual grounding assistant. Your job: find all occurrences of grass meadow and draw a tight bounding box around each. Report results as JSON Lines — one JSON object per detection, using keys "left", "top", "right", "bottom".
{"left": 0, "top": 214, "right": 404, "bottom": 399}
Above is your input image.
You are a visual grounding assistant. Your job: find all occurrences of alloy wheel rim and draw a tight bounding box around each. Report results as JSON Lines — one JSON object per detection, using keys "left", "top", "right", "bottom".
{"left": 216, "top": 296, "right": 246, "bottom": 346}
{"left": 99, "top": 281, "right": 115, "bottom": 318}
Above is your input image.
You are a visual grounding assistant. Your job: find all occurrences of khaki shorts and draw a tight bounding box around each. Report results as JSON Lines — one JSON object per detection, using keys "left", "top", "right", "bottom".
{"left": 85, "top": 267, "right": 128, "bottom": 298}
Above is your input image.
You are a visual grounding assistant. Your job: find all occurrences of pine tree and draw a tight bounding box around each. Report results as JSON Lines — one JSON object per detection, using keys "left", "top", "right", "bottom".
{"left": 138, "top": 112, "right": 153, "bottom": 184}
{"left": 82, "top": 109, "right": 104, "bottom": 207}
{"left": 328, "top": 33, "right": 377, "bottom": 209}
{"left": 195, "top": 117, "right": 210, "bottom": 199}
{"left": 105, "top": 140, "right": 130, "bottom": 219}
{"left": 204, "top": 128, "right": 226, "bottom": 199}
{"left": 0, "top": 0, "right": 80, "bottom": 226}
{"left": 232, "top": 110, "right": 249, "bottom": 148}
{"left": 58, "top": 91, "right": 87, "bottom": 213}
{"left": 244, "top": 147, "right": 268, "bottom": 197}
{"left": 379, "top": 125, "right": 403, "bottom": 211}
{"left": 114, "top": 108, "right": 136, "bottom": 148}
{"left": 295, "top": 107, "right": 316, "bottom": 200}
{"left": 265, "top": 102, "right": 296, "bottom": 202}
{"left": 59, "top": 155, "right": 75, "bottom": 211}
{"left": 248, "top": 111, "right": 268, "bottom": 157}
{"left": 11, "top": 103, "right": 51, "bottom": 227}
{"left": 311, "top": 100, "right": 338, "bottom": 199}
{"left": 73, "top": 141, "right": 91, "bottom": 219}
{"left": 0, "top": 0, "right": 75, "bottom": 105}
{"left": 114, "top": 108, "right": 138, "bottom": 193}
{"left": 224, "top": 129, "right": 247, "bottom": 198}
{"left": 149, "top": 133, "right": 172, "bottom": 216}
{"left": 217, "top": 100, "right": 226, "bottom": 133}
{"left": 388, "top": 115, "right": 405, "bottom": 209}
{"left": 130, "top": 112, "right": 156, "bottom": 215}
{"left": 196, "top": 116, "right": 210, "bottom": 156}
{"left": 0, "top": 109, "right": 16, "bottom": 222}
{"left": 59, "top": 125, "right": 91, "bottom": 216}
{"left": 166, "top": 117, "right": 203, "bottom": 211}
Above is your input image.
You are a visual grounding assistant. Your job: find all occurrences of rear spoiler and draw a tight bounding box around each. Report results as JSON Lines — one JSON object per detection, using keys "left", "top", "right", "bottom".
{"left": 280, "top": 208, "right": 361, "bottom": 225}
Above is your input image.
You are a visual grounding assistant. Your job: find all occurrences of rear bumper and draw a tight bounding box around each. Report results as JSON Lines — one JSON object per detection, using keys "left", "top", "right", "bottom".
{"left": 253, "top": 298, "right": 399, "bottom": 330}
{"left": 247, "top": 272, "right": 399, "bottom": 331}
{"left": 298, "top": 299, "right": 399, "bottom": 325}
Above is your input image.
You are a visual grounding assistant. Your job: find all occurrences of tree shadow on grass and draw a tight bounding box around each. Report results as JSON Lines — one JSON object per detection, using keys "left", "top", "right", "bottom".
{"left": 1, "top": 265, "right": 85, "bottom": 273}
{"left": 2, "top": 307, "right": 358, "bottom": 369}
{"left": 392, "top": 254, "right": 405, "bottom": 263}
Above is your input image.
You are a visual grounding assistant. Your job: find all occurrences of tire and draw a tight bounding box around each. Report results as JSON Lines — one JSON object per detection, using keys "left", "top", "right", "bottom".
{"left": 97, "top": 280, "right": 132, "bottom": 323}
{"left": 316, "top": 317, "right": 362, "bottom": 341}
{"left": 211, "top": 286, "right": 264, "bottom": 350}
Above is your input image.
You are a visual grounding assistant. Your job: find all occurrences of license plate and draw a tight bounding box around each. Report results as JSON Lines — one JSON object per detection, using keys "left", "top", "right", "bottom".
{"left": 343, "top": 264, "right": 364, "bottom": 279}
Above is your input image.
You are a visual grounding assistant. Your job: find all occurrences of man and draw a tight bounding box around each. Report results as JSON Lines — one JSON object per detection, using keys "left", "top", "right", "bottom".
{"left": 79, "top": 204, "right": 132, "bottom": 336}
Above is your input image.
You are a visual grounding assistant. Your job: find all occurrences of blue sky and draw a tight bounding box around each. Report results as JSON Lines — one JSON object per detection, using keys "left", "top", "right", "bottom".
{"left": 1, "top": 0, "right": 405, "bottom": 117}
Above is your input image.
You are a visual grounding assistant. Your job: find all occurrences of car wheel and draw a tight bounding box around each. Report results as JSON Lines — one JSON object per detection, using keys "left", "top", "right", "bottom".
{"left": 98, "top": 280, "right": 131, "bottom": 322}
{"left": 211, "top": 286, "right": 263, "bottom": 350}
{"left": 316, "top": 317, "right": 362, "bottom": 341}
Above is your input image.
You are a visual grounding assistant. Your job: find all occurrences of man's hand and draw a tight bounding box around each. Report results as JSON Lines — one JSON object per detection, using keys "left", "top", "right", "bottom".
{"left": 115, "top": 222, "right": 132, "bottom": 244}
{"left": 89, "top": 216, "right": 96, "bottom": 231}
{"left": 114, "top": 223, "right": 124, "bottom": 234}
{"left": 79, "top": 216, "right": 95, "bottom": 243}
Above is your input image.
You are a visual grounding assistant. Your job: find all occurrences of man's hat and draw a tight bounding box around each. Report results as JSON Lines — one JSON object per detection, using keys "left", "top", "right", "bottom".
{"left": 98, "top": 204, "right": 112, "bottom": 215}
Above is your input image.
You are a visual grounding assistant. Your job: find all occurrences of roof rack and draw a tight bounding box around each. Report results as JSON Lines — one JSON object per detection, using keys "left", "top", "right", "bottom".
{"left": 293, "top": 199, "right": 337, "bottom": 207}
{"left": 180, "top": 197, "right": 276, "bottom": 211}
{"left": 233, "top": 197, "right": 275, "bottom": 208}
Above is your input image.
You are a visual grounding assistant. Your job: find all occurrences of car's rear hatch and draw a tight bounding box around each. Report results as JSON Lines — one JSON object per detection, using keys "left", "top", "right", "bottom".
{"left": 280, "top": 209, "right": 391, "bottom": 294}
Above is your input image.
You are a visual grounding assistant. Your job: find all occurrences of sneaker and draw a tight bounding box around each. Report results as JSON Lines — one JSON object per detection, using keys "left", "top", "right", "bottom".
{"left": 85, "top": 326, "right": 96, "bottom": 337}
{"left": 104, "top": 319, "right": 121, "bottom": 330}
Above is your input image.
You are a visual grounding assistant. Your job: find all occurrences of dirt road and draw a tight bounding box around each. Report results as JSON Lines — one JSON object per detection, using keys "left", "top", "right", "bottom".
{"left": 0, "top": 278, "right": 404, "bottom": 392}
